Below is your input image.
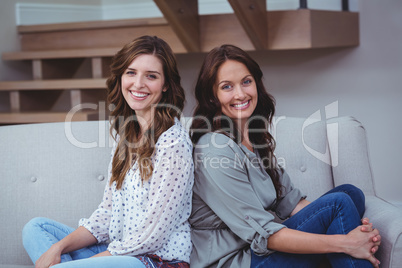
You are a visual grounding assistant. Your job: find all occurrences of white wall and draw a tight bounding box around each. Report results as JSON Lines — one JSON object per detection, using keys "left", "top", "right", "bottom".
{"left": 0, "top": 0, "right": 401, "bottom": 205}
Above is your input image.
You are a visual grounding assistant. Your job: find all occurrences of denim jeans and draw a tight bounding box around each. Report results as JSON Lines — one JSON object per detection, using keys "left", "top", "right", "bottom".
{"left": 22, "top": 217, "right": 145, "bottom": 268}
{"left": 251, "top": 184, "right": 373, "bottom": 268}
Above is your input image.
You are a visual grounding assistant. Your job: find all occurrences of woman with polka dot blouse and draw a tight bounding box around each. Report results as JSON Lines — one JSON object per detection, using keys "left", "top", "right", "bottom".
{"left": 22, "top": 36, "right": 194, "bottom": 268}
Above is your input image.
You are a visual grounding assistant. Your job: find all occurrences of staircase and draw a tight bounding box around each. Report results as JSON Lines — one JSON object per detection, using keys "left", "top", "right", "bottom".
{"left": 0, "top": 14, "right": 190, "bottom": 125}
{"left": 0, "top": 46, "right": 119, "bottom": 124}
{"left": 0, "top": 0, "right": 359, "bottom": 125}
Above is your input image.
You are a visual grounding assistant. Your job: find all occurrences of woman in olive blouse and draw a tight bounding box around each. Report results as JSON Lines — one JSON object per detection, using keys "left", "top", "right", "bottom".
{"left": 189, "top": 44, "right": 381, "bottom": 268}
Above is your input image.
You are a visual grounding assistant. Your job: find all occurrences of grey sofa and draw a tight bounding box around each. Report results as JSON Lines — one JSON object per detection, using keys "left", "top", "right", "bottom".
{"left": 0, "top": 116, "right": 401, "bottom": 268}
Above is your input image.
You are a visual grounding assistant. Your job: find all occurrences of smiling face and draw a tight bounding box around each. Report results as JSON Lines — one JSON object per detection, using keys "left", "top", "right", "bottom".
{"left": 121, "top": 54, "right": 166, "bottom": 122}
{"left": 215, "top": 60, "right": 258, "bottom": 124}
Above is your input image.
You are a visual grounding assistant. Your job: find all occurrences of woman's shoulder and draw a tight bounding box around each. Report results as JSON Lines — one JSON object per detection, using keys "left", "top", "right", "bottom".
{"left": 156, "top": 117, "right": 192, "bottom": 149}
{"left": 196, "top": 132, "right": 231, "bottom": 144}
{"left": 194, "top": 132, "right": 239, "bottom": 155}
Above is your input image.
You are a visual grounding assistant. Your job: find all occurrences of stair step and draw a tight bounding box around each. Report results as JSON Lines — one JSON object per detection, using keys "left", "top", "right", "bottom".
{"left": 2, "top": 47, "right": 120, "bottom": 61}
{"left": 0, "top": 111, "right": 99, "bottom": 124}
{"left": 0, "top": 78, "right": 107, "bottom": 91}
{"left": 17, "top": 17, "right": 185, "bottom": 52}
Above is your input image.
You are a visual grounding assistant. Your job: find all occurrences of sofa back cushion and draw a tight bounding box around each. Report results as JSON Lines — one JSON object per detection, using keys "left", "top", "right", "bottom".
{"left": 273, "top": 117, "right": 335, "bottom": 200}
{"left": 0, "top": 121, "right": 111, "bottom": 265}
{"left": 0, "top": 116, "right": 374, "bottom": 265}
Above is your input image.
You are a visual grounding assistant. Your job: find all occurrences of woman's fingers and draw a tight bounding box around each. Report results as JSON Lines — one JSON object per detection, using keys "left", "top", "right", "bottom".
{"left": 368, "top": 254, "right": 381, "bottom": 268}
{"left": 373, "top": 234, "right": 381, "bottom": 244}
{"left": 360, "top": 224, "right": 373, "bottom": 232}
{"left": 369, "top": 232, "right": 381, "bottom": 266}
{"left": 362, "top": 217, "right": 370, "bottom": 225}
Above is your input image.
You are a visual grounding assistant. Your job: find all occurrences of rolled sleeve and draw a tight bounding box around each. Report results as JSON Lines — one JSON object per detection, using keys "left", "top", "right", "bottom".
{"left": 274, "top": 170, "right": 306, "bottom": 220}
{"left": 244, "top": 214, "right": 285, "bottom": 255}
{"left": 193, "top": 134, "right": 287, "bottom": 256}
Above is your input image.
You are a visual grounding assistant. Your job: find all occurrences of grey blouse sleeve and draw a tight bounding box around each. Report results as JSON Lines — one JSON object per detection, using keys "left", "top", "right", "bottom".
{"left": 273, "top": 169, "right": 306, "bottom": 220}
{"left": 193, "top": 134, "right": 286, "bottom": 256}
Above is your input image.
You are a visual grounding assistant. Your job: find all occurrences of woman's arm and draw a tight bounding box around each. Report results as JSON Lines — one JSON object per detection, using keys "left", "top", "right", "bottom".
{"left": 285, "top": 199, "right": 381, "bottom": 267}
{"left": 290, "top": 199, "right": 382, "bottom": 254}
{"left": 267, "top": 227, "right": 380, "bottom": 267}
{"left": 35, "top": 226, "right": 98, "bottom": 268}
{"left": 52, "top": 226, "right": 98, "bottom": 254}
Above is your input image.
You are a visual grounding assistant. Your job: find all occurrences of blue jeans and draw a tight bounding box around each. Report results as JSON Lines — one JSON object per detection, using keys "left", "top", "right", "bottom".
{"left": 251, "top": 184, "right": 373, "bottom": 268}
{"left": 22, "top": 217, "right": 145, "bottom": 268}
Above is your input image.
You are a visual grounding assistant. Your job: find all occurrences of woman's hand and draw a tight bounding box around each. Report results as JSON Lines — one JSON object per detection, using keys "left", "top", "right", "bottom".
{"left": 35, "top": 244, "right": 62, "bottom": 268}
{"left": 361, "top": 217, "right": 382, "bottom": 255}
{"left": 345, "top": 225, "right": 381, "bottom": 267}
{"left": 35, "top": 226, "right": 98, "bottom": 268}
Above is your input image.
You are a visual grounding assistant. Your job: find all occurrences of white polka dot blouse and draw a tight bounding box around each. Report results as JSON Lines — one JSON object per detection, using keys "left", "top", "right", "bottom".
{"left": 79, "top": 118, "right": 194, "bottom": 263}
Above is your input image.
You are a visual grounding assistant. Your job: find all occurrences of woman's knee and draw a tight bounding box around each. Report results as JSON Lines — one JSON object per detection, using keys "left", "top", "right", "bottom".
{"left": 325, "top": 191, "right": 354, "bottom": 206}
{"left": 335, "top": 184, "right": 365, "bottom": 217}
{"left": 324, "top": 191, "right": 364, "bottom": 223}
{"left": 23, "top": 216, "right": 51, "bottom": 231}
{"left": 22, "top": 217, "right": 44, "bottom": 249}
{"left": 22, "top": 217, "right": 54, "bottom": 245}
{"left": 318, "top": 191, "right": 359, "bottom": 218}
{"left": 336, "top": 184, "right": 364, "bottom": 198}
{"left": 23, "top": 217, "right": 47, "bottom": 235}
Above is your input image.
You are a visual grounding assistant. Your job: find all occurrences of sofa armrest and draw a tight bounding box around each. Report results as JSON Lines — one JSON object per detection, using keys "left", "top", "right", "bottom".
{"left": 364, "top": 195, "right": 402, "bottom": 268}
{"left": 329, "top": 116, "right": 376, "bottom": 195}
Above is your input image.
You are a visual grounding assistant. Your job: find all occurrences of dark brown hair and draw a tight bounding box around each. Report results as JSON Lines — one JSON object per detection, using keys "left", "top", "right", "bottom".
{"left": 190, "top": 44, "right": 282, "bottom": 197}
{"left": 107, "top": 35, "right": 185, "bottom": 189}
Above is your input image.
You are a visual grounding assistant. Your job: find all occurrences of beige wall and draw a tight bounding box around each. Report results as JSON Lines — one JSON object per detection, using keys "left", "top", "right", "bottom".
{"left": 1, "top": 0, "right": 401, "bottom": 204}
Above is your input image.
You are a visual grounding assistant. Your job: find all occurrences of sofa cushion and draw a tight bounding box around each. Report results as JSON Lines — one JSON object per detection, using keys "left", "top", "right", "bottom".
{"left": 274, "top": 117, "right": 334, "bottom": 200}
{"left": 0, "top": 121, "right": 111, "bottom": 266}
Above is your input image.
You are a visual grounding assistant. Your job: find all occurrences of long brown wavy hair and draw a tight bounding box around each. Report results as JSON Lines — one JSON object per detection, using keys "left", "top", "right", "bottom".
{"left": 107, "top": 35, "right": 185, "bottom": 189}
{"left": 190, "top": 44, "right": 283, "bottom": 197}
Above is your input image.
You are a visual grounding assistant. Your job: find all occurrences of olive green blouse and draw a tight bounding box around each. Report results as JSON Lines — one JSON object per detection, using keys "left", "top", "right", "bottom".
{"left": 189, "top": 133, "right": 305, "bottom": 268}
